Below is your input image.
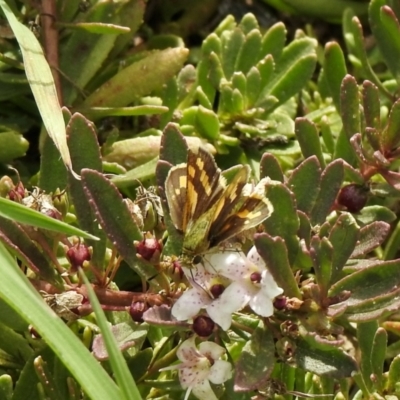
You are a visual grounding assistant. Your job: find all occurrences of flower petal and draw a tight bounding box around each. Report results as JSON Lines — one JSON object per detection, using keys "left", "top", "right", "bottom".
{"left": 249, "top": 290, "right": 274, "bottom": 317}
{"left": 191, "top": 379, "right": 219, "bottom": 400}
{"left": 203, "top": 251, "right": 252, "bottom": 279}
{"left": 206, "top": 282, "right": 250, "bottom": 330}
{"left": 247, "top": 245, "right": 266, "bottom": 269}
{"left": 172, "top": 288, "right": 212, "bottom": 321}
{"left": 198, "top": 341, "right": 226, "bottom": 360}
{"left": 209, "top": 360, "right": 233, "bottom": 384}
{"left": 261, "top": 270, "right": 284, "bottom": 298}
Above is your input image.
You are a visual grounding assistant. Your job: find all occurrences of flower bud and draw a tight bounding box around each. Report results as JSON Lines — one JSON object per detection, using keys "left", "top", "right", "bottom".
{"left": 129, "top": 301, "right": 149, "bottom": 322}
{"left": 192, "top": 315, "right": 215, "bottom": 337}
{"left": 67, "top": 243, "right": 91, "bottom": 272}
{"left": 337, "top": 183, "right": 368, "bottom": 213}
{"left": 135, "top": 235, "right": 162, "bottom": 263}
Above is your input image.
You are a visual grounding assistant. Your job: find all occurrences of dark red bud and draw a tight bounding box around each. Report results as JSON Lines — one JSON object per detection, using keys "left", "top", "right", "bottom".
{"left": 193, "top": 315, "right": 215, "bottom": 337}
{"left": 273, "top": 296, "right": 287, "bottom": 310}
{"left": 136, "top": 237, "right": 162, "bottom": 262}
{"left": 66, "top": 244, "right": 91, "bottom": 272}
{"left": 129, "top": 301, "right": 149, "bottom": 322}
{"left": 337, "top": 184, "right": 368, "bottom": 213}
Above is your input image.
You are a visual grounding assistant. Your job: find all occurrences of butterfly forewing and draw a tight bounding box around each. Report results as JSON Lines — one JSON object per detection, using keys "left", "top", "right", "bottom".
{"left": 186, "top": 147, "right": 225, "bottom": 221}
{"left": 165, "top": 164, "right": 188, "bottom": 231}
{"left": 210, "top": 184, "right": 273, "bottom": 246}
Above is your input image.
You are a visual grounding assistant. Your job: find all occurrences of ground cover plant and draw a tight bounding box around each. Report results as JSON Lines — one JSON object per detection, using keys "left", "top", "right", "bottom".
{"left": 2, "top": 0, "right": 400, "bottom": 399}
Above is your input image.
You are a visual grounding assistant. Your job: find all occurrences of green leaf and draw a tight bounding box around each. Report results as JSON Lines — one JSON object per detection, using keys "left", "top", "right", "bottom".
{"left": 234, "top": 29, "right": 262, "bottom": 75}
{"left": 371, "top": 328, "right": 387, "bottom": 390}
{"left": 369, "top": 0, "right": 400, "bottom": 84}
{"left": 258, "top": 38, "right": 317, "bottom": 109}
{"left": 260, "top": 152, "right": 284, "bottom": 182}
{"left": 295, "top": 118, "right": 325, "bottom": 167}
{"left": 323, "top": 41, "right": 347, "bottom": 112}
{"left": 328, "top": 213, "right": 359, "bottom": 283}
{"left": 310, "top": 159, "right": 344, "bottom": 225}
{"left": 0, "top": 197, "right": 98, "bottom": 240}
{"left": 0, "top": 130, "right": 28, "bottom": 163}
{"left": 81, "top": 169, "right": 158, "bottom": 283}
{"left": 330, "top": 260, "right": 400, "bottom": 321}
{"left": 220, "top": 28, "right": 245, "bottom": 80}
{"left": 260, "top": 22, "right": 286, "bottom": 61}
{"left": 67, "top": 113, "right": 106, "bottom": 270}
{"left": 255, "top": 233, "right": 301, "bottom": 298}
{"left": 80, "top": 271, "right": 141, "bottom": 400}
{"left": 234, "top": 325, "right": 275, "bottom": 391}
{"left": 83, "top": 48, "right": 189, "bottom": 107}
{"left": 362, "top": 80, "right": 381, "bottom": 132}
{"left": 287, "top": 156, "right": 321, "bottom": 215}
{"left": 0, "top": 242, "right": 121, "bottom": 400}
{"left": 357, "top": 321, "right": 378, "bottom": 391}
{"left": 351, "top": 221, "right": 390, "bottom": 258}
{"left": 387, "top": 355, "right": 400, "bottom": 392}
{"left": 263, "top": 181, "right": 300, "bottom": 264}
{"left": 195, "top": 106, "right": 220, "bottom": 140}
{"left": 294, "top": 335, "right": 358, "bottom": 379}
{"left": 0, "top": 216, "right": 63, "bottom": 288}
{"left": 245, "top": 67, "right": 262, "bottom": 108}
{"left": 382, "top": 99, "right": 400, "bottom": 150}
{"left": 0, "top": 1, "right": 78, "bottom": 179}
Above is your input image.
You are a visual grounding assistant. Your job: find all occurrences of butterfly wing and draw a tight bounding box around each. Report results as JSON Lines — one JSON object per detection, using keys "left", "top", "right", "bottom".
{"left": 165, "top": 163, "right": 188, "bottom": 232}
{"left": 209, "top": 178, "right": 273, "bottom": 247}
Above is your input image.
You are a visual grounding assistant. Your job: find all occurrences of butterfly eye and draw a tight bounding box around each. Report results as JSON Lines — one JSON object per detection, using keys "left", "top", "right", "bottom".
{"left": 192, "top": 254, "right": 203, "bottom": 265}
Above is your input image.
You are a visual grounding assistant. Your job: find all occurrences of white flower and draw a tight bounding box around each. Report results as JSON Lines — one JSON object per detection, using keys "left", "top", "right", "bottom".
{"left": 172, "top": 263, "right": 236, "bottom": 330}
{"left": 203, "top": 246, "right": 283, "bottom": 318}
{"left": 161, "top": 336, "right": 232, "bottom": 400}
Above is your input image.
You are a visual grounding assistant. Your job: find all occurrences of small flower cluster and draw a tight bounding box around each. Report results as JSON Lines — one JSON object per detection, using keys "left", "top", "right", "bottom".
{"left": 172, "top": 246, "right": 283, "bottom": 331}
{"left": 161, "top": 336, "right": 232, "bottom": 400}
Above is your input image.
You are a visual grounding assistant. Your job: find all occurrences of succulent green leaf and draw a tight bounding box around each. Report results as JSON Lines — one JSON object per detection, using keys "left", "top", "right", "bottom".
{"left": 238, "top": 12, "right": 259, "bottom": 34}
{"left": 60, "top": 1, "right": 123, "bottom": 105}
{"left": 311, "top": 159, "right": 344, "bottom": 225}
{"left": 382, "top": 99, "right": 400, "bottom": 150}
{"left": 351, "top": 221, "right": 390, "bottom": 258}
{"left": 328, "top": 213, "right": 359, "bottom": 283}
{"left": 220, "top": 28, "right": 246, "bottom": 80}
{"left": 387, "top": 355, "right": 400, "bottom": 392}
{"left": 294, "top": 335, "right": 358, "bottom": 379}
{"left": 234, "top": 29, "right": 262, "bottom": 75}
{"left": 195, "top": 106, "right": 220, "bottom": 140}
{"left": 371, "top": 328, "right": 387, "bottom": 390}
{"left": 362, "top": 80, "right": 381, "bottom": 132}
{"left": 357, "top": 321, "right": 378, "bottom": 391}
{"left": 83, "top": 48, "right": 189, "bottom": 107}
{"left": 255, "top": 233, "right": 301, "bottom": 298}
{"left": 263, "top": 181, "right": 300, "bottom": 264}
{"left": 246, "top": 67, "right": 262, "bottom": 108}
{"left": 256, "top": 54, "right": 274, "bottom": 91}
{"left": 0, "top": 130, "right": 28, "bottom": 163}
{"left": 260, "top": 152, "right": 284, "bottom": 182}
{"left": 369, "top": 0, "right": 400, "bottom": 84}
{"left": 340, "top": 74, "right": 361, "bottom": 139}
{"left": 323, "top": 42, "right": 347, "bottom": 112}
{"left": 231, "top": 88, "right": 245, "bottom": 113}
{"left": 295, "top": 118, "right": 325, "bottom": 167}
{"left": 258, "top": 38, "right": 317, "bottom": 109}
{"left": 310, "top": 236, "right": 333, "bottom": 297}
{"left": 329, "top": 259, "right": 400, "bottom": 321}
{"left": 67, "top": 113, "right": 106, "bottom": 270}
{"left": 288, "top": 156, "right": 321, "bottom": 215}
{"left": 260, "top": 22, "right": 286, "bottom": 61}
{"left": 158, "top": 123, "right": 188, "bottom": 167}
{"left": 81, "top": 169, "right": 158, "bottom": 283}
{"left": 231, "top": 72, "right": 247, "bottom": 98}
{"left": 234, "top": 325, "right": 275, "bottom": 391}
{"left": 356, "top": 205, "right": 396, "bottom": 225}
